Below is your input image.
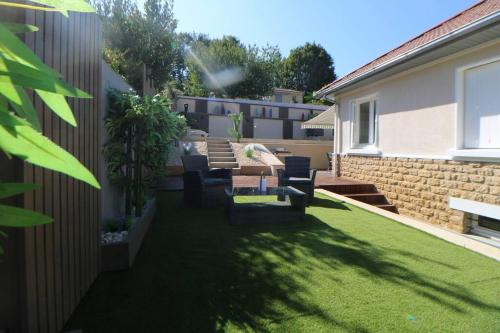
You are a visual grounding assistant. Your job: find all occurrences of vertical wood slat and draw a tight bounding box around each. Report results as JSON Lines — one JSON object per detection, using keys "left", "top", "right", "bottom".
{"left": 74, "top": 11, "right": 82, "bottom": 302}
{"left": 67, "top": 12, "right": 76, "bottom": 315}
{"left": 59, "top": 10, "right": 70, "bottom": 322}
{"left": 84, "top": 13, "right": 90, "bottom": 292}
{"left": 95, "top": 17, "right": 103, "bottom": 274}
{"left": 22, "top": 8, "right": 38, "bottom": 333}
{"left": 52, "top": 12, "right": 64, "bottom": 330}
{"left": 33, "top": 10, "right": 48, "bottom": 333}
{"left": 20, "top": 11, "right": 102, "bottom": 333}
{"left": 89, "top": 13, "right": 96, "bottom": 282}
{"left": 76, "top": 11, "right": 84, "bottom": 298}
{"left": 42, "top": 13, "right": 57, "bottom": 333}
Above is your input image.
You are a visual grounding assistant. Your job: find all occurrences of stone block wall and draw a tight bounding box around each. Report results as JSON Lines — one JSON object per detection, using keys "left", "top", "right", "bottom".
{"left": 339, "top": 155, "right": 500, "bottom": 233}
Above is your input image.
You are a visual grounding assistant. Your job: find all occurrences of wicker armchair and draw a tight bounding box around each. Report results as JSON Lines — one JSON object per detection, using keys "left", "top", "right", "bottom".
{"left": 277, "top": 156, "right": 317, "bottom": 203}
{"left": 181, "top": 155, "right": 232, "bottom": 208}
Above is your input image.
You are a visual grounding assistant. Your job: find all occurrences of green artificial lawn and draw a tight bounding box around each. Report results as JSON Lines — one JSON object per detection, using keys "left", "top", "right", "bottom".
{"left": 66, "top": 192, "right": 500, "bottom": 332}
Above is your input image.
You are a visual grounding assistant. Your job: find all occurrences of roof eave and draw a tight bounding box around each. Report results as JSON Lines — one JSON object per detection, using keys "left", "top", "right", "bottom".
{"left": 314, "top": 10, "right": 500, "bottom": 98}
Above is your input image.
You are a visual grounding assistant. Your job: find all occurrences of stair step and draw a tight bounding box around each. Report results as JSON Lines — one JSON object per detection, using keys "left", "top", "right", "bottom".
{"left": 344, "top": 193, "right": 389, "bottom": 205}
{"left": 208, "top": 146, "right": 231, "bottom": 150}
{"left": 209, "top": 152, "right": 234, "bottom": 157}
{"left": 209, "top": 157, "right": 237, "bottom": 162}
{"left": 206, "top": 138, "right": 229, "bottom": 143}
{"left": 209, "top": 162, "right": 239, "bottom": 169}
{"left": 209, "top": 148, "right": 233, "bottom": 152}
{"left": 321, "top": 184, "right": 377, "bottom": 194}
{"left": 208, "top": 144, "right": 231, "bottom": 148}
{"left": 375, "top": 204, "right": 399, "bottom": 213}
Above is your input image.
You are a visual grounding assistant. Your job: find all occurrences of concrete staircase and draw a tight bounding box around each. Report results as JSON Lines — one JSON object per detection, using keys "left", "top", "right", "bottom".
{"left": 206, "top": 138, "right": 240, "bottom": 173}
{"left": 320, "top": 183, "right": 398, "bottom": 213}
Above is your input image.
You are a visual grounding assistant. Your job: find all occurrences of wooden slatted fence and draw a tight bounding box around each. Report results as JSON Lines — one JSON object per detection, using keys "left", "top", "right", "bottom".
{"left": 0, "top": 9, "right": 102, "bottom": 333}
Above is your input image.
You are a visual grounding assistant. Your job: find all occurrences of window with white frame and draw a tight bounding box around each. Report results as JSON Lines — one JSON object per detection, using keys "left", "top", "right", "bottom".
{"left": 352, "top": 96, "right": 377, "bottom": 147}
{"left": 463, "top": 60, "right": 500, "bottom": 149}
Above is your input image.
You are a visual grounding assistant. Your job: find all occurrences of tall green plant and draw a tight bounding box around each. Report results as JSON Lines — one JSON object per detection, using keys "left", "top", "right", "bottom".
{"left": 103, "top": 90, "right": 186, "bottom": 217}
{"left": 0, "top": 1, "right": 99, "bottom": 253}
{"left": 227, "top": 112, "right": 243, "bottom": 143}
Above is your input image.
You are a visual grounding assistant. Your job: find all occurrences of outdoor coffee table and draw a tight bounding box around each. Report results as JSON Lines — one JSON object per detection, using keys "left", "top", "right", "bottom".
{"left": 225, "top": 186, "right": 307, "bottom": 225}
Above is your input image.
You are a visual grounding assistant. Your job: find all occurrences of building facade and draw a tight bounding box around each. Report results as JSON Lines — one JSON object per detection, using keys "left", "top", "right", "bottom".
{"left": 175, "top": 96, "right": 333, "bottom": 140}
{"left": 315, "top": 0, "right": 500, "bottom": 235}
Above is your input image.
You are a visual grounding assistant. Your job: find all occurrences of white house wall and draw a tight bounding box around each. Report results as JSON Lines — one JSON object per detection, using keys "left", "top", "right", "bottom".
{"left": 335, "top": 41, "right": 500, "bottom": 157}
{"left": 292, "top": 121, "right": 306, "bottom": 139}
{"left": 253, "top": 118, "right": 283, "bottom": 139}
{"left": 289, "top": 108, "right": 317, "bottom": 120}
{"left": 209, "top": 115, "right": 242, "bottom": 138}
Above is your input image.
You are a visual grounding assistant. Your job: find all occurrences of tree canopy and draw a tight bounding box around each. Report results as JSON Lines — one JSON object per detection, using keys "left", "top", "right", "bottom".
{"left": 281, "top": 42, "right": 336, "bottom": 93}
{"left": 94, "top": 2, "right": 336, "bottom": 101}
{"left": 93, "top": 0, "right": 179, "bottom": 91}
{"left": 184, "top": 36, "right": 282, "bottom": 99}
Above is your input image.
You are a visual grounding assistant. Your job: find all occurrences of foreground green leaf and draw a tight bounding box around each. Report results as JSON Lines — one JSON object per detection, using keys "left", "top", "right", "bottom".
{"left": 0, "top": 23, "right": 57, "bottom": 74}
{"left": 0, "top": 57, "right": 92, "bottom": 98}
{"left": 0, "top": 111, "right": 100, "bottom": 189}
{"left": 3, "top": 23, "right": 39, "bottom": 33}
{"left": 0, "top": 203, "right": 52, "bottom": 227}
{"left": 0, "top": 1, "right": 63, "bottom": 13}
{"left": 36, "top": 90, "right": 77, "bottom": 126}
{"left": 0, "top": 182, "right": 39, "bottom": 199}
{"left": 29, "top": 0, "right": 95, "bottom": 17}
{"left": 0, "top": 83, "right": 41, "bottom": 130}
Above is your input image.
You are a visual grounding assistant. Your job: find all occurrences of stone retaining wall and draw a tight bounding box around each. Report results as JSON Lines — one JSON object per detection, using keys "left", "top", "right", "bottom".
{"left": 339, "top": 155, "right": 500, "bottom": 233}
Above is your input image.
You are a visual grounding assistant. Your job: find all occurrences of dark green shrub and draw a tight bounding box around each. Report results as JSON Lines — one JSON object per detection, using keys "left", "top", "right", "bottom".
{"left": 103, "top": 89, "right": 186, "bottom": 217}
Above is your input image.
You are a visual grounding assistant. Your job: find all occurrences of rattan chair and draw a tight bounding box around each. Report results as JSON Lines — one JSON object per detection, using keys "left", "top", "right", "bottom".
{"left": 181, "top": 155, "right": 232, "bottom": 208}
{"left": 277, "top": 156, "right": 316, "bottom": 203}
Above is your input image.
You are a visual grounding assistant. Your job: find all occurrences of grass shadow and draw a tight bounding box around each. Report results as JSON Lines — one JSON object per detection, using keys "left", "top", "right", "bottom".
{"left": 65, "top": 192, "right": 500, "bottom": 332}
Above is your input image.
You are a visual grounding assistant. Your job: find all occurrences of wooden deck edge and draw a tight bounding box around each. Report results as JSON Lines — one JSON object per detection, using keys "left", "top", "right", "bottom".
{"left": 315, "top": 189, "right": 500, "bottom": 262}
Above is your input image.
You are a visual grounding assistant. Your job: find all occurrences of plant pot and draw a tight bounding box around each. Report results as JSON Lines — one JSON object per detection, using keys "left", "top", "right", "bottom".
{"left": 101, "top": 198, "right": 157, "bottom": 272}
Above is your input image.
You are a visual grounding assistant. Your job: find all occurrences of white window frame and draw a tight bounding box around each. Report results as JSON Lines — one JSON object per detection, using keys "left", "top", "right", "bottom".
{"left": 451, "top": 56, "right": 500, "bottom": 161}
{"left": 348, "top": 94, "right": 380, "bottom": 155}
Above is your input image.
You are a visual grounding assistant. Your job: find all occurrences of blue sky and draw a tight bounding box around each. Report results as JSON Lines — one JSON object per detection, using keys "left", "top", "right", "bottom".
{"left": 168, "top": 0, "right": 477, "bottom": 77}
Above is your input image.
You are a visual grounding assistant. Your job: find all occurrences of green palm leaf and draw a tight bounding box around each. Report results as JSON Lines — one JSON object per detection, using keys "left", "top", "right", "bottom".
{"left": 36, "top": 90, "right": 77, "bottom": 126}
{"left": 0, "top": 204, "right": 52, "bottom": 227}
{"left": 0, "top": 82, "right": 41, "bottom": 130}
{"left": 3, "top": 23, "right": 39, "bottom": 33}
{"left": 0, "top": 182, "right": 39, "bottom": 199}
{"left": 0, "top": 57, "right": 91, "bottom": 98}
{"left": 0, "top": 110, "right": 100, "bottom": 189}
{"left": 0, "top": 23, "right": 57, "bottom": 74}
{"left": 29, "top": 0, "right": 95, "bottom": 16}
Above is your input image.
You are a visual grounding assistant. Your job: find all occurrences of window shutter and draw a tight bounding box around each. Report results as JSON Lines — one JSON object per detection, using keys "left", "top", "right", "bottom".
{"left": 464, "top": 60, "right": 500, "bottom": 149}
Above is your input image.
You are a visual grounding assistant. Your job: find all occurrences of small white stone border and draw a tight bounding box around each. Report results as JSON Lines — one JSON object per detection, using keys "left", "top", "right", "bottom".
{"left": 315, "top": 189, "right": 500, "bottom": 262}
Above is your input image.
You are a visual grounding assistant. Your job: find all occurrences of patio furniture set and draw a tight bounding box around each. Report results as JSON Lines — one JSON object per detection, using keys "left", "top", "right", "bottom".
{"left": 181, "top": 155, "right": 317, "bottom": 224}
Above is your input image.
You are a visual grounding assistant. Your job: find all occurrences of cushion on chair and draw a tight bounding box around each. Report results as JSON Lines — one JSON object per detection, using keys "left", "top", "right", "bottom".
{"left": 287, "top": 177, "right": 313, "bottom": 184}
{"left": 182, "top": 155, "right": 210, "bottom": 174}
{"left": 283, "top": 156, "right": 311, "bottom": 178}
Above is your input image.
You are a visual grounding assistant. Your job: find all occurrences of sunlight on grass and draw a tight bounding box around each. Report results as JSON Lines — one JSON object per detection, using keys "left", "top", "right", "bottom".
{"left": 66, "top": 192, "right": 500, "bottom": 333}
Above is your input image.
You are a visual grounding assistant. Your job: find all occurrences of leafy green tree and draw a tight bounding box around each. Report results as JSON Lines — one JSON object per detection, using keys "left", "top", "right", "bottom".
{"left": 281, "top": 42, "right": 336, "bottom": 93}
{"left": 93, "top": 0, "right": 178, "bottom": 91}
{"left": 184, "top": 36, "right": 282, "bottom": 99}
